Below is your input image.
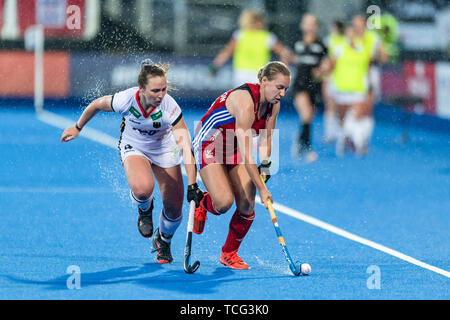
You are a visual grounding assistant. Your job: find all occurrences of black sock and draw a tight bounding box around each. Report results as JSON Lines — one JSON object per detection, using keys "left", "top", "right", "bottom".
{"left": 299, "top": 123, "right": 311, "bottom": 150}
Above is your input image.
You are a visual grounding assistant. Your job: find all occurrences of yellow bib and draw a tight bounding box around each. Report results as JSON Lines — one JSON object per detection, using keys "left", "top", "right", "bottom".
{"left": 233, "top": 30, "right": 272, "bottom": 72}
{"left": 333, "top": 41, "right": 370, "bottom": 93}
{"left": 328, "top": 33, "right": 345, "bottom": 57}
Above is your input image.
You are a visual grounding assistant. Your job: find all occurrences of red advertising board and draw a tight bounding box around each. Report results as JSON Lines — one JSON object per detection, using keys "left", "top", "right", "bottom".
{"left": 380, "top": 65, "right": 407, "bottom": 99}
{"left": 0, "top": 51, "right": 70, "bottom": 98}
{"left": 403, "top": 61, "right": 437, "bottom": 115}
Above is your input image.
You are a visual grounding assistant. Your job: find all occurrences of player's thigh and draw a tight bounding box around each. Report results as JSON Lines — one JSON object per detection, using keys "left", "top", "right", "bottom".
{"left": 363, "top": 91, "right": 375, "bottom": 115}
{"left": 227, "top": 164, "right": 256, "bottom": 215}
{"left": 294, "top": 91, "right": 312, "bottom": 109}
{"left": 352, "top": 101, "right": 367, "bottom": 120}
{"left": 123, "top": 155, "right": 155, "bottom": 198}
{"left": 151, "top": 164, "right": 184, "bottom": 218}
{"left": 322, "top": 81, "right": 336, "bottom": 112}
{"left": 337, "top": 104, "right": 350, "bottom": 122}
{"left": 294, "top": 91, "right": 314, "bottom": 120}
{"left": 199, "top": 163, "right": 234, "bottom": 213}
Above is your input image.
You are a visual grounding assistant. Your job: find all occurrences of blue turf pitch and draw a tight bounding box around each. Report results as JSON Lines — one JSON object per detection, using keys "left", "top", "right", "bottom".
{"left": 0, "top": 103, "right": 449, "bottom": 300}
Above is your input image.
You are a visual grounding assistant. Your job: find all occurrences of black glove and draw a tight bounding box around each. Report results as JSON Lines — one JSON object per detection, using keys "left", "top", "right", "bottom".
{"left": 187, "top": 183, "right": 204, "bottom": 208}
{"left": 208, "top": 64, "right": 219, "bottom": 76}
{"left": 258, "top": 160, "right": 272, "bottom": 183}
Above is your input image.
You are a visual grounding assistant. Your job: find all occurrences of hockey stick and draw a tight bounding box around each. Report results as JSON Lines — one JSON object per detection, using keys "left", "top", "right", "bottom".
{"left": 184, "top": 200, "right": 200, "bottom": 273}
{"left": 261, "top": 177, "right": 302, "bottom": 276}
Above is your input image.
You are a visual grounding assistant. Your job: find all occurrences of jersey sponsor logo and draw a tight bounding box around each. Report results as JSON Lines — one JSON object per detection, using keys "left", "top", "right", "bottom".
{"left": 170, "top": 145, "right": 180, "bottom": 160}
{"left": 132, "top": 127, "right": 158, "bottom": 136}
{"left": 151, "top": 110, "right": 162, "bottom": 121}
{"left": 129, "top": 106, "right": 141, "bottom": 119}
{"left": 204, "top": 149, "right": 214, "bottom": 159}
{"left": 128, "top": 119, "right": 141, "bottom": 124}
{"left": 219, "top": 92, "right": 228, "bottom": 103}
{"left": 310, "top": 43, "right": 324, "bottom": 53}
{"left": 123, "top": 144, "right": 134, "bottom": 154}
{"left": 297, "top": 55, "right": 319, "bottom": 65}
{"left": 169, "top": 107, "right": 178, "bottom": 118}
{"left": 295, "top": 42, "right": 305, "bottom": 52}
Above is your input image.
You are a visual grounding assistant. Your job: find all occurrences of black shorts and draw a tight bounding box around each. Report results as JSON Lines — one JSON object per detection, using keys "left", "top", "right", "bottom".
{"left": 292, "top": 77, "right": 322, "bottom": 106}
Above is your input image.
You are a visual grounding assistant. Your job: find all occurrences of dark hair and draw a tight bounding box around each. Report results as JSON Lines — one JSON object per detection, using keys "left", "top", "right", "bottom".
{"left": 257, "top": 61, "right": 291, "bottom": 83}
{"left": 138, "top": 59, "right": 169, "bottom": 88}
{"left": 334, "top": 20, "right": 345, "bottom": 35}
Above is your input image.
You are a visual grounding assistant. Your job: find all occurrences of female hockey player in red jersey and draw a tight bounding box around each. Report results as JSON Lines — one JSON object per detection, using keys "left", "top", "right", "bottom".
{"left": 192, "top": 61, "right": 291, "bottom": 270}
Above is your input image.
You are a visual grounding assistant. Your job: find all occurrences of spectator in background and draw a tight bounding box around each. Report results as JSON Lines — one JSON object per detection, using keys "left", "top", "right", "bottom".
{"left": 208, "top": 9, "right": 291, "bottom": 87}
{"left": 286, "top": 13, "right": 328, "bottom": 163}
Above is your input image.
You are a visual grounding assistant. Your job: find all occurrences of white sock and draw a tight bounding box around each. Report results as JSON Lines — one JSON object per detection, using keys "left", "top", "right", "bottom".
{"left": 352, "top": 122, "right": 365, "bottom": 151}
{"left": 130, "top": 190, "right": 153, "bottom": 212}
{"left": 361, "top": 116, "right": 375, "bottom": 143}
{"left": 335, "top": 121, "right": 345, "bottom": 156}
{"left": 343, "top": 110, "right": 357, "bottom": 140}
{"left": 159, "top": 209, "right": 182, "bottom": 243}
{"left": 324, "top": 112, "right": 340, "bottom": 141}
{"left": 351, "top": 116, "right": 374, "bottom": 152}
{"left": 353, "top": 116, "right": 375, "bottom": 151}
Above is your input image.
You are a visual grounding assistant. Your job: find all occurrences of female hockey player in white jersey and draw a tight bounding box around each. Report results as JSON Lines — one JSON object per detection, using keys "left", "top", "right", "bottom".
{"left": 61, "top": 60, "right": 203, "bottom": 263}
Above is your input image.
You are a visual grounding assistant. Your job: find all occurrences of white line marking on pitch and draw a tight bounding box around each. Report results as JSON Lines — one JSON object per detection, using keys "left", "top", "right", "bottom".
{"left": 38, "top": 110, "right": 450, "bottom": 279}
{"left": 37, "top": 110, "right": 117, "bottom": 148}
{"left": 255, "top": 196, "right": 450, "bottom": 278}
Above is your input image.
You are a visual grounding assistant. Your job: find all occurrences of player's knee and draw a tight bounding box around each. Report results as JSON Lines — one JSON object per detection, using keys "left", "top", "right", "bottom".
{"left": 214, "top": 196, "right": 234, "bottom": 214}
{"left": 131, "top": 183, "right": 154, "bottom": 201}
{"left": 236, "top": 201, "right": 255, "bottom": 215}
{"left": 162, "top": 204, "right": 182, "bottom": 220}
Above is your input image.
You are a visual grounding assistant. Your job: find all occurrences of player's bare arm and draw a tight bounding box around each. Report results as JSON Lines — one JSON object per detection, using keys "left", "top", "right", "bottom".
{"left": 172, "top": 116, "right": 197, "bottom": 186}
{"left": 258, "top": 102, "right": 279, "bottom": 161}
{"left": 228, "top": 91, "right": 272, "bottom": 207}
{"left": 61, "top": 95, "right": 113, "bottom": 142}
{"left": 212, "top": 38, "right": 237, "bottom": 69}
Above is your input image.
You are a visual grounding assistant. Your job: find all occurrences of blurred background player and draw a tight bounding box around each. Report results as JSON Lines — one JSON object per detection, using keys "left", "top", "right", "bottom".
{"left": 376, "top": 12, "right": 400, "bottom": 65}
{"left": 322, "top": 20, "right": 345, "bottom": 144}
{"left": 348, "top": 14, "right": 388, "bottom": 155}
{"left": 208, "top": 9, "right": 292, "bottom": 159}
{"left": 60, "top": 60, "right": 203, "bottom": 263}
{"left": 286, "top": 13, "right": 328, "bottom": 163}
{"left": 192, "top": 61, "right": 291, "bottom": 270}
{"left": 208, "top": 9, "right": 291, "bottom": 87}
{"left": 328, "top": 23, "right": 373, "bottom": 156}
